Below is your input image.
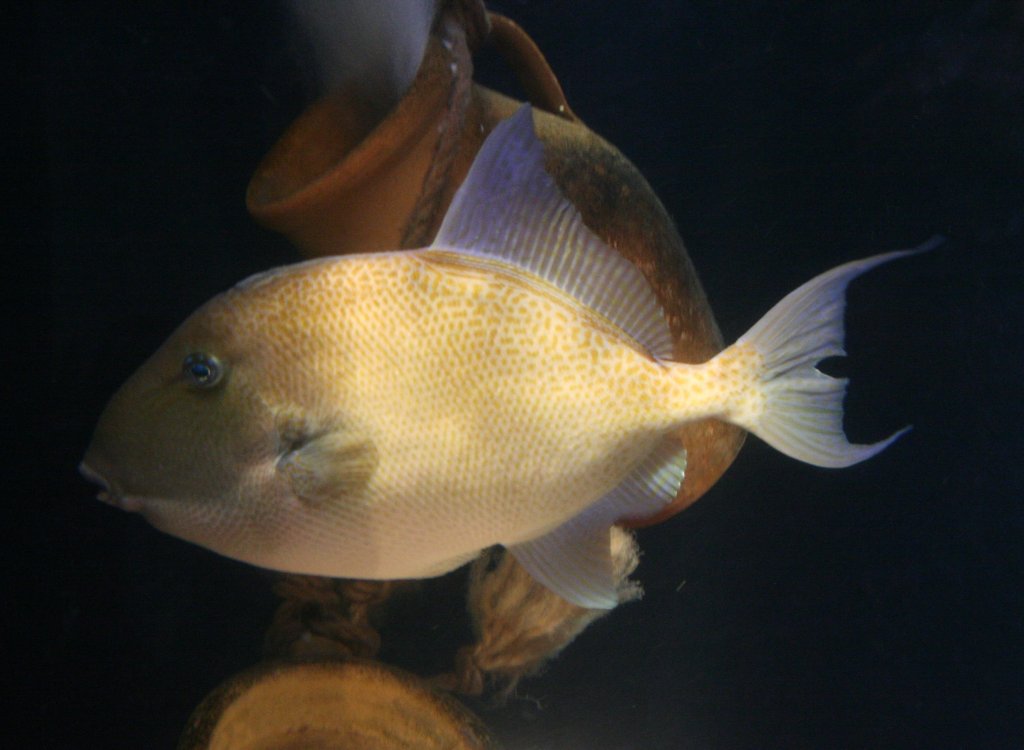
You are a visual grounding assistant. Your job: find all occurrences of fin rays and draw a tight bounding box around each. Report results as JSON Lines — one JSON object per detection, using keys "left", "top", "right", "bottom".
{"left": 732, "top": 238, "right": 939, "bottom": 467}
{"left": 431, "top": 106, "right": 674, "bottom": 360}
{"left": 509, "top": 439, "right": 686, "bottom": 609}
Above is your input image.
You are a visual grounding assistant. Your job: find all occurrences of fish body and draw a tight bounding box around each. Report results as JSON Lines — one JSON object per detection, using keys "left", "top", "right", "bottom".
{"left": 81, "top": 107, "right": 922, "bottom": 608}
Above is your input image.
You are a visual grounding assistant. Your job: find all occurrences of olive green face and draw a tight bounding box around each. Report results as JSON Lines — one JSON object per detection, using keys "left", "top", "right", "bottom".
{"left": 80, "top": 295, "right": 285, "bottom": 555}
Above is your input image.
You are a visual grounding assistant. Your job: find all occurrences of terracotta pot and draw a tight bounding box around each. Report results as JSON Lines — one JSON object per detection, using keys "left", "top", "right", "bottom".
{"left": 246, "top": 7, "right": 742, "bottom": 524}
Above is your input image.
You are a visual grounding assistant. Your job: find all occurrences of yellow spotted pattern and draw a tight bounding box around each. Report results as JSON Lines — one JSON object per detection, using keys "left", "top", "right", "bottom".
{"left": 223, "top": 250, "right": 759, "bottom": 580}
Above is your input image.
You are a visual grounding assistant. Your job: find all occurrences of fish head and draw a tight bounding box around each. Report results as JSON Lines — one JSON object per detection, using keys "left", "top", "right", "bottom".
{"left": 79, "top": 285, "right": 296, "bottom": 559}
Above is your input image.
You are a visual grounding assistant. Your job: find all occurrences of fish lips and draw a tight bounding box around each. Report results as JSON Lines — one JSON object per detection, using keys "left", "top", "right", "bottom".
{"left": 78, "top": 461, "right": 144, "bottom": 513}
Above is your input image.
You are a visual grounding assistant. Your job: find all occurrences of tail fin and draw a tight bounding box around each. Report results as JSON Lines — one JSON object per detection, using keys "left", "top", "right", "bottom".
{"left": 732, "top": 237, "right": 939, "bottom": 467}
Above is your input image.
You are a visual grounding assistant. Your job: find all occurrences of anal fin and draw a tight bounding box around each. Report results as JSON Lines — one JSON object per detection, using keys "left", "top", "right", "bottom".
{"left": 509, "top": 439, "right": 687, "bottom": 609}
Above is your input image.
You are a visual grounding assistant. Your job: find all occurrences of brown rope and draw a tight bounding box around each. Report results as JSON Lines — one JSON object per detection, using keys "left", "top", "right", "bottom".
{"left": 263, "top": 575, "right": 397, "bottom": 660}
{"left": 432, "top": 530, "right": 642, "bottom": 700}
{"left": 400, "top": 10, "right": 476, "bottom": 248}
{"left": 443, "top": 0, "right": 490, "bottom": 56}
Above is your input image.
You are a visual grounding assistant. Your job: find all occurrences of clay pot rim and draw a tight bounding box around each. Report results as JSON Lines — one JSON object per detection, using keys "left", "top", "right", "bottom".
{"left": 246, "top": 33, "right": 454, "bottom": 221}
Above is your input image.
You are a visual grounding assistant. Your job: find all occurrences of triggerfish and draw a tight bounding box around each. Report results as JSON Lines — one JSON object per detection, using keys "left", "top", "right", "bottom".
{"left": 80, "top": 106, "right": 924, "bottom": 608}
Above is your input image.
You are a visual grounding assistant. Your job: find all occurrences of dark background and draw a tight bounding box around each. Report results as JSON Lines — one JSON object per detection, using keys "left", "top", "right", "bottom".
{"left": 17, "top": 1, "right": 1023, "bottom": 747}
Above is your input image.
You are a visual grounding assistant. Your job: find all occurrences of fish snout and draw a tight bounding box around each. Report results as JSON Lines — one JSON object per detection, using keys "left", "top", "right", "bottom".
{"left": 78, "top": 460, "right": 142, "bottom": 513}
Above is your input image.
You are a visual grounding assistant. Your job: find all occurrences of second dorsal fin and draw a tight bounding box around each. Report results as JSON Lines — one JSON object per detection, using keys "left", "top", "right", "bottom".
{"left": 429, "top": 105, "right": 674, "bottom": 360}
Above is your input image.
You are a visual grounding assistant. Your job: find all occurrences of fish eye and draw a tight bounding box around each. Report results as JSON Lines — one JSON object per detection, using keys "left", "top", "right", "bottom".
{"left": 182, "top": 352, "right": 224, "bottom": 388}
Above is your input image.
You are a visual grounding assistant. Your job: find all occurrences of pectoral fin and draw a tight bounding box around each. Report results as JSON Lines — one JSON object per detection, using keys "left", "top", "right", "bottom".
{"left": 278, "top": 430, "right": 377, "bottom": 507}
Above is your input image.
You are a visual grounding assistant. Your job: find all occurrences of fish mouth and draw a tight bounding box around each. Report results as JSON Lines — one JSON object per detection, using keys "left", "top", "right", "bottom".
{"left": 78, "top": 461, "right": 143, "bottom": 513}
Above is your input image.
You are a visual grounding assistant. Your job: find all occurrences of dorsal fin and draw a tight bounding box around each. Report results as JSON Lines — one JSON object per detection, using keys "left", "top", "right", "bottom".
{"left": 430, "top": 105, "right": 674, "bottom": 360}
